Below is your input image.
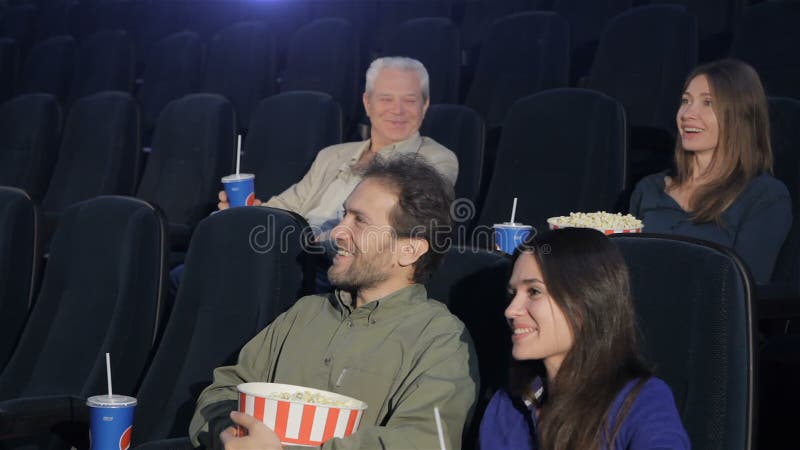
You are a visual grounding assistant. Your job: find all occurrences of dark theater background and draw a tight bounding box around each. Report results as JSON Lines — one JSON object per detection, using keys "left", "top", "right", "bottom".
{"left": 0, "top": 0, "right": 798, "bottom": 449}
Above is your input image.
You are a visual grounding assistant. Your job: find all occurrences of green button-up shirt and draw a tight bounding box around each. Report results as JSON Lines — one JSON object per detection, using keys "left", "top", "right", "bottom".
{"left": 189, "top": 284, "right": 479, "bottom": 449}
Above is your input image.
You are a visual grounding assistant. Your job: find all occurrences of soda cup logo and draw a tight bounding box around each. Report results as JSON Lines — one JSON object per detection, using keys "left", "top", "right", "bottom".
{"left": 245, "top": 193, "right": 256, "bottom": 206}
{"left": 119, "top": 425, "right": 132, "bottom": 450}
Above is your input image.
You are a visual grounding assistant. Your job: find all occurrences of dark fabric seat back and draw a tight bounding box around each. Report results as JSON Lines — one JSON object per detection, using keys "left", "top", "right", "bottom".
{"left": 729, "top": 2, "right": 800, "bottom": 100}
{"left": 767, "top": 96, "right": 800, "bottom": 292}
{"left": 244, "top": 91, "right": 342, "bottom": 200}
{"left": 477, "top": 88, "right": 627, "bottom": 232}
{"left": 19, "top": 35, "right": 75, "bottom": 103}
{"left": 553, "top": 0, "right": 632, "bottom": 81}
{"left": 138, "top": 31, "right": 203, "bottom": 144}
{"left": 0, "top": 196, "right": 166, "bottom": 401}
{"left": 132, "top": 206, "right": 313, "bottom": 444}
{"left": 136, "top": 94, "right": 235, "bottom": 247}
{"left": 42, "top": 91, "right": 140, "bottom": 216}
{"left": 129, "top": 1, "right": 184, "bottom": 71}
{"left": 425, "top": 245, "right": 511, "bottom": 450}
{"left": 0, "top": 187, "right": 40, "bottom": 371}
{"left": 203, "top": 21, "right": 276, "bottom": 133}
{"left": 0, "top": 38, "right": 19, "bottom": 104}
{"left": 587, "top": 5, "right": 697, "bottom": 133}
{"left": 611, "top": 234, "right": 755, "bottom": 450}
{"left": 648, "top": 0, "right": 741, "bottom": 59}
{"left": 459, "top": 0, "right": 540, "bottom": 53}
{"left": 68, "top": 30, "right": 134, "bottom": 104}
{"left": 281, "top": 18, "right": 359, "bottom": 131}
{"left": 306, "top": 1, "right": 374, "bottom": 69}
{"left": 0, "top": 94, "right": 61, "bottom": 201}
{"left": 420, "top": 104, "right": 485, "bottom": 206}
{"left": 465, "top": 11, "right": 570, "bottom": 127}
{"left": 0, "top": 5, "right": 36, "bottom": 53}
{"left": 553, "top": 0, "right": 632, "bottom": 49}
{"left": 380, "top": 17, "right": 460, "bottom": 104}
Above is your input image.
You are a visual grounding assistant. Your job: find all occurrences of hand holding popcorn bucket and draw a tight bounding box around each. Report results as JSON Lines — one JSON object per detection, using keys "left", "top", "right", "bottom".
{"left": 237, "top": 383, "right": 367, "bottom": 447}
{"left": 547, "top": 211, "right": 643, "bottom": 235}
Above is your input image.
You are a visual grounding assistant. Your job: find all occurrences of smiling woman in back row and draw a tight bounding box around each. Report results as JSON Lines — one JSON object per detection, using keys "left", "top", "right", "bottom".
{"left": 629, "top": 58, "right": 791, "bottom": 283}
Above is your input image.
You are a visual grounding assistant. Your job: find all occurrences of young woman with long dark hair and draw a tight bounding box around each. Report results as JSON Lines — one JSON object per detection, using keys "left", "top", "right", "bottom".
{"left": 479, "top": 228, "right": 689, "bottom": 450}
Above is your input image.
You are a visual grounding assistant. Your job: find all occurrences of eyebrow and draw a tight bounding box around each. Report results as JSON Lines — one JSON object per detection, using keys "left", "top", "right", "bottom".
{"left": 343, "top": 204, "right": 371, "bottom": 221}
{"left": 508, "top": 278, "right": 545, "bottom": 289}
{"left": 682, "top": 91, "right": 713, "bottom": 97}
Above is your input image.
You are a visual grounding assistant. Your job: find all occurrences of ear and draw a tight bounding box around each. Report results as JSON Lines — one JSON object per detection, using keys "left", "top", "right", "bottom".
{"left": 362, "top": 92, "right": 371, "bottom": 118}
{"left": 421, "top": 97, "right": 430, "bottom": 117}
{"left": 397, "top": 237, "right": 430, "bottom": 268}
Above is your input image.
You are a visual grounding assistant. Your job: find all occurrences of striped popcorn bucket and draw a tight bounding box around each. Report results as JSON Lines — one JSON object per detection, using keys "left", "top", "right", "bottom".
{"left": 237, "top": 382, "right": 367, "bottom": 447}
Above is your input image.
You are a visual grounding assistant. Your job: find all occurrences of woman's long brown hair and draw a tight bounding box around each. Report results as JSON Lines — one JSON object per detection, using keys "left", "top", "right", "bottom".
{"left": 508, "top": 228, "right": 651, "bottom": 450}
{"left": 672, "top": 58, "right": 773, "bottom": 223}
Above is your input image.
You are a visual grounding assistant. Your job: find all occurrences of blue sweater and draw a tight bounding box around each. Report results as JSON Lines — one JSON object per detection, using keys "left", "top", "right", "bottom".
{"left": 629, "top": 172, "right": 791, "bottom": 283}
{"left": 479, "top": 377, "right": 690, "bottom": 450}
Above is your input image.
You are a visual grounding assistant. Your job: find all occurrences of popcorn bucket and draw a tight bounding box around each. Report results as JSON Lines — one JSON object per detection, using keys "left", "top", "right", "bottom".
{"left": 237, "top": 382, "right": 367, "bottom": 447}
{"left": 547, "top": 214, "right": 643, "bottom": 236}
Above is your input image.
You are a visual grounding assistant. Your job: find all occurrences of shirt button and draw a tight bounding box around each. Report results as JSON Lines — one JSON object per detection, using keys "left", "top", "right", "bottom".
{"left": 324, "top": 356, "right": 332, "bottom": 366}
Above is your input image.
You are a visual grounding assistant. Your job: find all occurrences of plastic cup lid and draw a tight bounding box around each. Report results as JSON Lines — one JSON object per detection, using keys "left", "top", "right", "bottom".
{"left": 221, "top": 173, "right": 255, "bottom": 183}
{"left": 86, "top": 394, "right": 137, "bottom": 408}
{"left": 493, "top": 222, "right": 533, "bottom": 229}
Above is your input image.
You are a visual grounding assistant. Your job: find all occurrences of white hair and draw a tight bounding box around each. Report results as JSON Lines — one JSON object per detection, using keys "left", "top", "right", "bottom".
{"left": 365, "top": 56, "right": 430, "bottom": 102}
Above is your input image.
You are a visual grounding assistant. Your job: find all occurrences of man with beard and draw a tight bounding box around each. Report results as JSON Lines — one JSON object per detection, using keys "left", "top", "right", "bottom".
{"left": 189, "top": 155, "right": 479, "bottom": 450}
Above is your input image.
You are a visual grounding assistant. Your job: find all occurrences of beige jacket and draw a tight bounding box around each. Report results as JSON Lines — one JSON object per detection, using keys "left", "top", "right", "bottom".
{"left": 264, "top": 133, "right": 458, "bottom": 220}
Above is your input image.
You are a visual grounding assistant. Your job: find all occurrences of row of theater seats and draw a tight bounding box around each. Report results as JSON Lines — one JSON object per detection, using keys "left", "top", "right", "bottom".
{"left": 0, "top": 0, "right": 770, "bottom": 78}
{"left": 2, "top": 85, "right": 800, "bottom": 295}
{"left": 1, "top": 1, "right": 798, "bottom": 144}
{"left": 0, "top": 89, "right": 485, "bottom": 252}
{"left": 0, "top": 188, "right": 759, "bottom": 449}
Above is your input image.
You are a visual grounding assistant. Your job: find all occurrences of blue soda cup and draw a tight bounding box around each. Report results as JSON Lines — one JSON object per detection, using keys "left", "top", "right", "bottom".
{"left": 493, "top": 223, "right": 533, "bottom": 254}
{"left": 221, "top": 173, "right": 256, "bottom": 207}
{"left": 87, "top": 394, "right": 136, "bottom": 450}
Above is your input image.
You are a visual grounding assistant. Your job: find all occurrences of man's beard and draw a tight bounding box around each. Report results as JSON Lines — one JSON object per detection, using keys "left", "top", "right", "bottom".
{"left": 328, "top": 248, "right": 392, "bottom": 292}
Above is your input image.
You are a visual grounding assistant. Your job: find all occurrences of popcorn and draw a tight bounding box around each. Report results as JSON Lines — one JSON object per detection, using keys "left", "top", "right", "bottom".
{"left": 548, "top": 211, "right": 643, "bottom": 232}
{"left": 267, "top": 390, "right": 361, "bottom": 408}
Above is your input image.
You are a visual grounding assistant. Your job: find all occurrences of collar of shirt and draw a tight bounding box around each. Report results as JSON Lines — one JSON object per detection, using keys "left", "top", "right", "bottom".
{"left": 331, "top": 284, "right": 428, "bottom": 327}
{"left": 339, "top": 132, "right": 425, "bottom": 173}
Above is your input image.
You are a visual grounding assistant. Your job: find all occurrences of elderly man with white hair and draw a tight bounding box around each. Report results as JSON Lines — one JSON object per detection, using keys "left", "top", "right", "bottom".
{"left": 218, "top": 56, "right": 458, "bottom": 235}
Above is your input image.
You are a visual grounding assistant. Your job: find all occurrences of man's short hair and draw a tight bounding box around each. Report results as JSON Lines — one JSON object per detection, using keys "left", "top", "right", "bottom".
{"left": 365, "top": 56, "right": 430, "bottom": 103}
{"left": 363, "top": 154, "right": 453, "bottom": 283}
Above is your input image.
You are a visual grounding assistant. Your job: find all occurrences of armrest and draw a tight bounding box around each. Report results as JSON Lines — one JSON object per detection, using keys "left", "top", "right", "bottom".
{"left": 133, "top": 436, "right": 194, "bottom": 450}
{"left": 755, "top": 282, "right": 800, "bottom": 320}
{"left": 0, "top": 395, "right": 88, "bottom": 440}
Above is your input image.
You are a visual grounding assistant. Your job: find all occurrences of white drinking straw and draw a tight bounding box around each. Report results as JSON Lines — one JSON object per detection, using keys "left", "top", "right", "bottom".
{"left": 235, "top": 134, "right": 242, "bottom": 175}
{"left": 105, "top": 352, "right": 113, "bottom": 398}
{"left": 510, "top": 197, "right": 518, "bottom": 224}
{"left": 434, "top": 406, "right": 447, "bottom": 450}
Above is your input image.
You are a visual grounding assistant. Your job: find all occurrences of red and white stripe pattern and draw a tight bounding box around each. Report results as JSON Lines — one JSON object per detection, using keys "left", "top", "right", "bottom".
{"left": 239, "top": 392, "right": 364, "bottom": 446}
{"left": 549, "top": 224, "right": 643, "bottom": 235}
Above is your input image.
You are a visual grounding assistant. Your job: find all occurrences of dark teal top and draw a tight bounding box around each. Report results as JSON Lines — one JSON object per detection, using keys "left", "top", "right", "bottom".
{"left": 630, "top": 171, "right": 792, "bottom": 283}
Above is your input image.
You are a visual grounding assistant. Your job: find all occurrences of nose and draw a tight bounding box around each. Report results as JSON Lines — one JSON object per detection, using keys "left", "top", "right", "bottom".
{"left": 680, "top": 102, "right": 698, "bottom": 121}
{"left": 390, "top": 99, "right": 403, "bottom": 114}
{"left": 330, "top": 220, "right": 351, "bottom": 243}
{"left": 504, "top": 292, "right": 524, "bottom": 320}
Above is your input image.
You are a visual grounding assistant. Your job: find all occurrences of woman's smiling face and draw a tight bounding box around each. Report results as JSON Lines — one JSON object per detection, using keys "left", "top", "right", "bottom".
{"left": 505, "top": 252, "right": 574, "bottom": 377}
{"left": 677, "top": 74, "right": 720, "bottom": 155}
